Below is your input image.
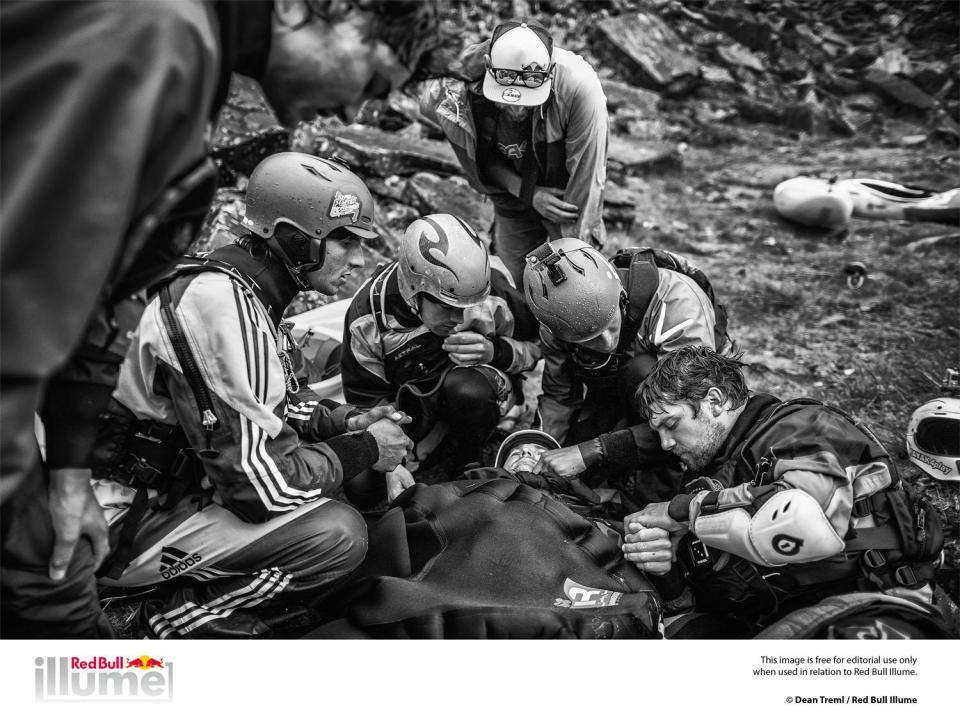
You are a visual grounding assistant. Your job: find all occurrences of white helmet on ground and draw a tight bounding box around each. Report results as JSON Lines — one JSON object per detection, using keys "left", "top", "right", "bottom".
{"left": 906, "top": 394, "right": 960, "bottom": 482}
{"left": 397, "top": 214, "right": 491, "bottom": 309}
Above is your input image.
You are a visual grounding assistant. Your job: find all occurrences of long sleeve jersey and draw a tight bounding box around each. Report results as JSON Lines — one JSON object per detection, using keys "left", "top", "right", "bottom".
{"left": 113, "top": 253, "right": 377, "bottom": 524}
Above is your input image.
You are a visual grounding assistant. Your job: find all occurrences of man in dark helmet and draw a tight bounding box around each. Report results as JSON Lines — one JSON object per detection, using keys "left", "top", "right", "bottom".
{"left": 1, "top": 0, "right": 447, "bottom": 638}
{"left": 86, "top": 153, "right": 414, "bottom": 639}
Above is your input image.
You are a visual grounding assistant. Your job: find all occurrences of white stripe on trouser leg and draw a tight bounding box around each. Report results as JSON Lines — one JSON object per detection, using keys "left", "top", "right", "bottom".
{"left": 148, "top": 567, "right": 291, "bottom": 638}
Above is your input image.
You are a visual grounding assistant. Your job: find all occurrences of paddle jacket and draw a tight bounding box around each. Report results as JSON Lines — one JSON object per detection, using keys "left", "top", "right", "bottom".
{"left": 101, "top": 243, "right": 377, "bottom": 524}
{"left": 341, "top": 261, "right": 541, "bottom": 407}
{"left": 539, "top": 265, "right": 722, "bottom": 442}
{"left": 419, "top": 43, "right": 607, "bottom": 246}
{"left": 670, "top": 394, "right": 941, "bottom": 622}
{"left": 1, "top": 0, "right": 275, "bottom": 498}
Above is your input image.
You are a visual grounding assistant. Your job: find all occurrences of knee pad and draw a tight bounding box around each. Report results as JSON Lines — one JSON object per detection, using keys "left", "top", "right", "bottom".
{"left": 441, "top": 365, "right": 512, "bottom": 433}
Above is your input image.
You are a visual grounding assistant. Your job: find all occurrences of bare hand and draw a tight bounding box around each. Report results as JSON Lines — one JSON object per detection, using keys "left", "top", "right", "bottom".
{"left": 532, "top": 187, "right": 579, "bottom": 223}
{"left": 626, "top": 501, "right": 686, "bottom": 533}
{"left": 365, "top": 418, "right": 414, "bottom": 472}
{"left": 533, "top": 446, "right": 586, "bottom": 477}
{"left": 48, "top": 468, "right": 110, "bottom": 582}
{"left": 347, "top": 404, "right": 411, "bottom": 431}
{"left": 622, "top": 524, "right": 676, "bottom": 575}
{"left": 386, "top": 465, "right": 416, "bottom": 502}
{"left": 442, "top": 331, "right": 494, "bottom": 366}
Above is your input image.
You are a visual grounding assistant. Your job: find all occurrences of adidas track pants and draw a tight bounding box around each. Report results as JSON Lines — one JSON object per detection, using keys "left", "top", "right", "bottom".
{"left": 99, "top": 491, "right": 367, "bottom": 638}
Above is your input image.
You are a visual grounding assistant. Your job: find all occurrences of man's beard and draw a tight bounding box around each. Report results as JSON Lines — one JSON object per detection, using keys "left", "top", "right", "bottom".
{"left": 676, "top": 415, "right": 728, "bottom": 473}
{"left": 499, "top": 104, "right": 533, "bottom": 122}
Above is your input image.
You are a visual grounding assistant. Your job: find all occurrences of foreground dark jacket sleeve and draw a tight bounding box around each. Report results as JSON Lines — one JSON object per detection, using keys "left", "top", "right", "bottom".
{"left": 0, "top": 1, "right": 221, "bottom": 482}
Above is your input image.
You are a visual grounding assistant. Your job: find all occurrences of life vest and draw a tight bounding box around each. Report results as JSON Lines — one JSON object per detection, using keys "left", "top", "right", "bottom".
{"left": 674, "top": 399, "right": 944, "bottom": 629}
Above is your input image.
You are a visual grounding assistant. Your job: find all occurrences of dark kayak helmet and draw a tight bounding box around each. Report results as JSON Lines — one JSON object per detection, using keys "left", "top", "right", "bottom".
{"left": 523, "top": 237, "right": 623, "bottom": 343}
{"left": 242, "top": 153, "right": 376, "bottom": 285}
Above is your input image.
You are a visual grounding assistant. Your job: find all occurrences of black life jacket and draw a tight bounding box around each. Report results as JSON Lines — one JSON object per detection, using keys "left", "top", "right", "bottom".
{"left": 674, "top": 399, "right": 943, "bottom": 629}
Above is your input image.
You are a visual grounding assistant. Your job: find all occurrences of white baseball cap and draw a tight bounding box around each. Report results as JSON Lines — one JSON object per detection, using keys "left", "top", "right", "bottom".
{"left": 482, "top": 20, "right": 554, "bottom": 107}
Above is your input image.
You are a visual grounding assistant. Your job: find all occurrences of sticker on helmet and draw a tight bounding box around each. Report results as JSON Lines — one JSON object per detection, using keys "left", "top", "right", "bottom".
{"left": 501, "top": 87, "right": 522, "bottom": 103}
{"left": 418, "top": 216, "right": 458, "bottom": 279}
{"left": 329, "top": 191, "right": 360, "bottom": 222}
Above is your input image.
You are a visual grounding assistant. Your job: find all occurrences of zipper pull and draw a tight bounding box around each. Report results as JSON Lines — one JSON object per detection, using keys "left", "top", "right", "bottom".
{"left": 199, "top": 409, "right": 220, "bottom": 459}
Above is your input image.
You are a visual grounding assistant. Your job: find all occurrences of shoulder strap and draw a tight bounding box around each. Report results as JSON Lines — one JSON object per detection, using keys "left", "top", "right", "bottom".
{"left": 368, "top": 262, "right": 397, "bottom": 334}
{"left": 608, "top": 250, "right": 659, "bottom": 354}
{"left": 158, "top": 283, "right": 220, "bottom": 460}
{"left": 613, "top": 246, "right": 732, "bottom": 351}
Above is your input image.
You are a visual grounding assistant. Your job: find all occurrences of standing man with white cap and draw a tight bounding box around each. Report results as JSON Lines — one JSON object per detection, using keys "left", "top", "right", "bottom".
{"left": 421, "top": 18, "right": 608, "bottom": 286}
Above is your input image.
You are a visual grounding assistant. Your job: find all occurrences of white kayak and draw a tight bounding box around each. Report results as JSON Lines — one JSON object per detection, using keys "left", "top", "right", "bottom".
{"left": 774, "top": 176, "right": 960, "bottom": 229}
{"left": 773, "top": 176, "right": 853, "bottom": 228}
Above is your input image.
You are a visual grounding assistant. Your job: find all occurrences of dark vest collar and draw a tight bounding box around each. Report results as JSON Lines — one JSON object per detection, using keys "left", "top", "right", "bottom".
{"left": 705, "top": 393, "right": 782, "bottom": 476}
{"left": 207, "top": 240, "right": 300, "bottom": 327}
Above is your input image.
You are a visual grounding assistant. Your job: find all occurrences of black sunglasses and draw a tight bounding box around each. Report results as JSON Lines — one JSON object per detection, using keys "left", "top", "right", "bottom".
{"left": 487, "top": 64, "right": 553, "bottom": 88}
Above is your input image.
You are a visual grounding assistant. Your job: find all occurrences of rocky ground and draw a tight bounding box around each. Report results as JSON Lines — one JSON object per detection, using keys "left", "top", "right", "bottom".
{"left": 105, "top": 1, "right": 959, "bottom": 635}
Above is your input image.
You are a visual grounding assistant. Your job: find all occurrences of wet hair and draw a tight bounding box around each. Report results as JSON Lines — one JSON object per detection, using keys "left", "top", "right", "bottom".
{"left": 297, "top": 0, "right": 455, "bottom": 82}
{"left": 635, "top": 346, "right": 750, "bottom": 421}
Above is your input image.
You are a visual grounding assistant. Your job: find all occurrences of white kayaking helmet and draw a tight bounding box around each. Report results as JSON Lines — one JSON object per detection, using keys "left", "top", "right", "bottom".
{"left": 397, "top": 214, "right": 491, "bottom": 309}
{"left": 906, "top": 369, "right": 960, "bottom": 482}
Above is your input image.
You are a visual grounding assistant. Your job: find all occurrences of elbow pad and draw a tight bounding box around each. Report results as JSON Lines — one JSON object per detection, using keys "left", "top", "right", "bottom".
{"left": 693, "top": 489, "right": 845, "bottom": 567}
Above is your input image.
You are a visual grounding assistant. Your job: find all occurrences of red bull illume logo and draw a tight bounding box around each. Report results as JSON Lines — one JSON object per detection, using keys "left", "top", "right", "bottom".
{"left": 35, "top": 655, "right": 173, "bottom": 702}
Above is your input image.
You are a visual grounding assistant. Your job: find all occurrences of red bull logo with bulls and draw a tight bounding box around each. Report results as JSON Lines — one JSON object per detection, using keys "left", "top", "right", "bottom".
{"left": 35, "top": 655, "right": 173, "bottom": 702}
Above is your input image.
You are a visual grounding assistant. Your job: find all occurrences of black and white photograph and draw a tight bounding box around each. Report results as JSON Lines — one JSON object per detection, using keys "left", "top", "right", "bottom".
{"left": 1, "top": 0, "right": 958, "bottom": 714}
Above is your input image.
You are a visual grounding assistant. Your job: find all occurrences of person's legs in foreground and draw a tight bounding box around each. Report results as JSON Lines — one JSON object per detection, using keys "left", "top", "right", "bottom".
{"left": 107, "top": 495, "right": 367, "bottom": 639}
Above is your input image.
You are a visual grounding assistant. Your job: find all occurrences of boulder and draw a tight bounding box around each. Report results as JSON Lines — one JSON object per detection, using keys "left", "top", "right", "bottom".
{"left": 404, "top": 173, "right": 495, "bottom": 242}
{"left": 299, "top": 121, "right": 462, "bottom": 178}
{"left": 607, "top": 138, "right": 684, "bottom": 181}
{"left": 589, "top": 13, "right": 700, "bottom": 95}
{"left": 600, "top": 78, "right": 661, "bottom": 116}
{"left": 863, "top": 69, "right": 937, "bottom": 112}
{"left": 210, "top": 75, "right": 290, "bottom": 184}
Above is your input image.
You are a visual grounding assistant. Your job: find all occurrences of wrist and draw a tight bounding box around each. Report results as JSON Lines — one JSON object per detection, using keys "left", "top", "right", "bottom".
{"left": 576, "top": 438, "right": 604, "bottom": 468}
{"left": 667, "top": 493, "right": 693, "bottom": 522}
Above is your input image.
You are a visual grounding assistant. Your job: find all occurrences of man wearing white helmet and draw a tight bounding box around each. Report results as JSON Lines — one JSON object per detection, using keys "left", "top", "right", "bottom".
{"left": 342, "top": 214, "right": 541, "bottom": 485}
{"left": 623, "top": 346, "right": 944, "bottom": 637}
{"left": 522, "top": 238, "right": 730, "bottom": 507}
{"left": 420, "top": 18, "right": 608, "bottom": 286}
{"left": 85, "top": 153, "right": 413, "bottom": 638}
